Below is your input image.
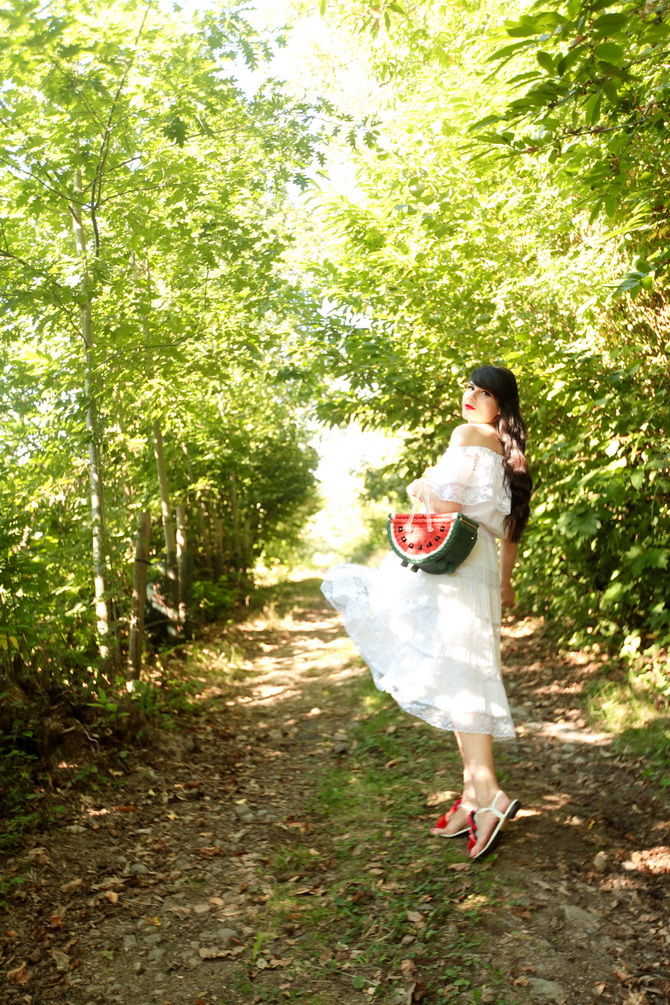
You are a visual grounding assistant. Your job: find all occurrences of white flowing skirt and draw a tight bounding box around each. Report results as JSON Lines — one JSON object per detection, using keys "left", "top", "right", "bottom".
{"left": 321, "top": 528, "right": 516, "bottom": 740}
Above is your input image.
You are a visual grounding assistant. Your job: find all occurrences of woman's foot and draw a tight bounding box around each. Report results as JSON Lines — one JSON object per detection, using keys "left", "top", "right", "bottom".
{"left": 430, "top": 797, "right": 471, "bottom": 838}
{"left": 467, "top": 790, "right": 520, "bottom": 860}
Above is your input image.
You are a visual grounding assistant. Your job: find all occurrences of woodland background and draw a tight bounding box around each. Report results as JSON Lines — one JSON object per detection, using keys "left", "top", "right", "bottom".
{"left": 1, "top": 0, "right": 669, "bottom": 807}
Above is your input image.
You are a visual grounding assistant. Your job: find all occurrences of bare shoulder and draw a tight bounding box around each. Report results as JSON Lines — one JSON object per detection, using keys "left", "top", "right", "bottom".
{"left": 450, "top": 424, "right": 479, "bottom": 446}
{"left": 450, "top": 423, "right": 502, "bottom": 453}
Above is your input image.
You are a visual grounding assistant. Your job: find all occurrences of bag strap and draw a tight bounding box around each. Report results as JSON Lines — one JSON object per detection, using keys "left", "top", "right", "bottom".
{"left": 407, "top": 477, "right": 434, "bottom": 531}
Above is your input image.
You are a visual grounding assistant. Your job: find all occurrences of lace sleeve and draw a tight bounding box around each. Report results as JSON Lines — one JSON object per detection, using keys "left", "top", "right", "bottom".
{"left": 425, "top": 446, "right": 510, "bottom": 513}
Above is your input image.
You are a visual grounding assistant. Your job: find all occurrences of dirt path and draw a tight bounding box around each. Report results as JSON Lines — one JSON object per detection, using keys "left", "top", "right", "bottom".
{"left": 2, "top": 578, "right": 669, "bottom": 1005}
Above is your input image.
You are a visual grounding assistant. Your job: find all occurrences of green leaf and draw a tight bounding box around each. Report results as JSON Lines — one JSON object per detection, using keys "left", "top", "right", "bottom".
{"left": 601, "top": 581, "right": 626, "bottom": 606}
{"left": 584, "top": 91, "right": 602, "bottom": 126}
{"left": 604, "top": 194, "right": 619, "bottom": 218}
{"left": 468, "top": 114, "right": 503, "bottom": 132}
{"left": 594, "top": 41, "right": 625, "bottom": 64}
{"left": 628, "top": 547, "right": 669, "bottom": 576}
{"left": 592, "top": 13, "right": 630, "bottom": 35}
{"left": 597, "top": 59, "right": 629, "bottom": 79}
{"left": 536, "top": 50, "right": 554, "bottom": 72}
{"left": 602, "top": 77, "right": 620, "bottom": 102}
{"left": 506, "top": 25, "right": 539, "bottom": 38}
{"left": 486, "top": 39, "right": 537, "bottom": 63}
{"left": 163, "top": 115, "right": 188, "bottom": 146}
{"left": 556, "top": 45, "right": 588, "bottom": 76}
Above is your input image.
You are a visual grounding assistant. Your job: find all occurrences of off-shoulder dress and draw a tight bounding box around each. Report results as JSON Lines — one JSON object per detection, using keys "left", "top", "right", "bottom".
{"left": 321, "top": 444, "right": 516, "bottom": 740}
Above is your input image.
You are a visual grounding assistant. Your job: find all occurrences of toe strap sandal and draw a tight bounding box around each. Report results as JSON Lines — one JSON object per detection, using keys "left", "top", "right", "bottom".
{"left": 467, "top": 791, "right": 521, "bottom": 861}
{"left": 430, "top": 797, "right": 471, "bottom": 838}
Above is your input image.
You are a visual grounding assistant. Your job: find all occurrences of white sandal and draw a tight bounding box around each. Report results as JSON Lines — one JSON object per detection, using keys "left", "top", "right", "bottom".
{"left": 467, "top": 790, "right": 521, "bottom": 861}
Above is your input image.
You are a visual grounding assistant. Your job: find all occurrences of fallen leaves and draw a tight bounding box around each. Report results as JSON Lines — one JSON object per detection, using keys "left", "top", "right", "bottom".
{"left": 90, "top": 876, "right": 128, "bottom": 893}
{"left": 198, "top": 945, "right": 245, "bottom": 960}
{"left": 3, "top": 588, "right": 669, "bottom": 1005}
{"left": 59, "top": 878, "right": 83, "bottom": 895}
{"left": 49, "top": 907, "right": 67, "bottom": 928}
{"left": 6, "top": 962, "right": 30, "bottom": 985}
{"left": 51, "top": 949, "right": 71, "bottom": 972}
{"left": 198, "top": 846, "right": 222, "bottom": 858}
{"left": 27, "top": 847, "right": 50, "bottom": 867}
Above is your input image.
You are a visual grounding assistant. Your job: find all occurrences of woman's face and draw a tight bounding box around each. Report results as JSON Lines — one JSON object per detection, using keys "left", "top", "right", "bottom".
{"left": 462, "top": 382, "right": 500, "bottom": 425}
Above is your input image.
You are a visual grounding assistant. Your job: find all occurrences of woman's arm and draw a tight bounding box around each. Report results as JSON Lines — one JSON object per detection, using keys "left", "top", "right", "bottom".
{"left": 406, "top": 478, "right": 462, "bottom": 514}
{"left": 500, "top": 538, "right": 518, "bottom": 607}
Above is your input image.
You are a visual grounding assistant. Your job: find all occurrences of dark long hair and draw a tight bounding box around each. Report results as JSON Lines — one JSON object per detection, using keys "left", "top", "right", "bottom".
{"left": 469, "top": 364, "right": 532, "bottom": 542}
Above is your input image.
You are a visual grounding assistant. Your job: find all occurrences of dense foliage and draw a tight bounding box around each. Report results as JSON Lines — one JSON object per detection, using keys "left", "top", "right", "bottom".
{"left": 1, "top": 0, "right": 668, "bottom": 714}
{"left": 0, "top": 0, "right": 323, "bottom": 689}
{"left": 290, "top": 0, "right": 670, "bottom": 662}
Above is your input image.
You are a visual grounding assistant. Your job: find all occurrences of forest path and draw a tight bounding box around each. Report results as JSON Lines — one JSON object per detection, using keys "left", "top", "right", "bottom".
{"left": 2, "top": 577, "right": 669, "bottom": 1005}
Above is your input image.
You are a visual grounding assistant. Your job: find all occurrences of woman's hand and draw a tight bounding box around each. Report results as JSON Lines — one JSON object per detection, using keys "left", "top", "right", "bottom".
{"left": 500, "top": 540, "right": 518, "bottom": 609}
{"left": 500, "top": 582, "right": 515, "bottom": 608}
{"left": 406, "top": 478, "right": 423, "bottom": 500}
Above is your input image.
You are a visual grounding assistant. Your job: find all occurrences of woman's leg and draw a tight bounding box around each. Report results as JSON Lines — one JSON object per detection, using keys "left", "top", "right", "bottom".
{"left": 455, "top": 730, "right": 514, "bottom": 858}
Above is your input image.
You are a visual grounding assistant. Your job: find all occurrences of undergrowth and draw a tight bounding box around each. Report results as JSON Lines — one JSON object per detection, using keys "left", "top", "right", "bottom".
{"left": 585, "top": 660, "right": 670, "bottom": 787}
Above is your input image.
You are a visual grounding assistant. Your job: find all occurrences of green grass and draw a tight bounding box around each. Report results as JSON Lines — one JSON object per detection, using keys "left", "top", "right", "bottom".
{"left": 252, "top": 671, "right": 519, "bottom": 1004}
{"left": 585, "top": 666, "right": 670, "bottom": 787}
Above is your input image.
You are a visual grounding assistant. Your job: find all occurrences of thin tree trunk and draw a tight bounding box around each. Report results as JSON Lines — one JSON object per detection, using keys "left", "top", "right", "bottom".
{"left": 229, "top": 472, "right": 242, "bottom": 569}
{"left": 133, "top": 257, "right": 180, "bottom": 615}
{"left": 176, "top": 504, "right": 188, "bottom": 624}
{"left": 213, "top": 516, "right": 225, "bottom": 580}
{"left": 71, "top": 170, "right": 112, "bottom": 666}
{"left": 180, "top": 441, "right": 213, "bottom": 572}
{"left": 127, "top": 511, "right": 151, "bottom": 683}
{"left": 152, "top": 420, "right": 179, "bottom": 608}
{"left": 242, "top": 516, "right": 252, "bottom": 572}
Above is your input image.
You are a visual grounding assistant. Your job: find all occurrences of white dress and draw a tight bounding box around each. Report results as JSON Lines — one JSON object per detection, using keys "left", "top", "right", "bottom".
{"left": 321, "top": 445, "right": 516, "bottom": 740}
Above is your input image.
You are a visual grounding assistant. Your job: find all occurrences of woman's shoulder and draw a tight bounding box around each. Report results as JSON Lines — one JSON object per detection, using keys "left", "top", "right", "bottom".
{"left": 449, "top": 424, "right": 503, "bottom": 455}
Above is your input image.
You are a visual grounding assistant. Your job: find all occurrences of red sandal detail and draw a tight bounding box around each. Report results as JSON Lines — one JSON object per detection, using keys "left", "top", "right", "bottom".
{"left": 430, "top": 797, "right": 470, "bottom": 838}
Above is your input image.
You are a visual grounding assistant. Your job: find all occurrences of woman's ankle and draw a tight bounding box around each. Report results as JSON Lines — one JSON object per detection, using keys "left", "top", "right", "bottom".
{"left": 474, "top": 788, "right": 508, "bottom": 812}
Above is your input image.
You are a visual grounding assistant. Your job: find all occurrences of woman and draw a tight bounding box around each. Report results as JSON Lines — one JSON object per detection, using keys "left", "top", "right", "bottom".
{"left": 321, "top": 364, "right": 532, "bottom": 861}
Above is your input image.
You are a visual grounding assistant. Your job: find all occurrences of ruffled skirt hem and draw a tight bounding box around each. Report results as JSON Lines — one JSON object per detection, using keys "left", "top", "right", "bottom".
{"left": 321, "top": 531, "right": 516, "bottom": 740}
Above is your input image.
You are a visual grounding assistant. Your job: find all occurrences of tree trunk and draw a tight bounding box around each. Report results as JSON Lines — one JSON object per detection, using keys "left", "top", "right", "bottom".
{"left": 176, "top": 504, "right": 188, "bottom": 624}
{"left": 180, "top": 441, "right": 213, "bottom": 572}
{"left": 213, "top": 516, "right": 225, "bottom": 580}
{"left": 127, "top": 511, "right": 151, "bottom": 683}
{"left": 134, "top": 258, "right": 180, "bottom": 614}
{"left": 71, "top": 170, "right": 113, "bottom": 666}
{"left": 229, "top": 472, "right": 242, "bottom": 570}
{"left": 152, "top": 420, "right": 179, "bottom": 609}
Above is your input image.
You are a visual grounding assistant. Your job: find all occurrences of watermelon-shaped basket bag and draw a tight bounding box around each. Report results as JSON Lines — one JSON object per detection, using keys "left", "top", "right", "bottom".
{"left": 387, "top": 484, "right": 479, "bottom": 575}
